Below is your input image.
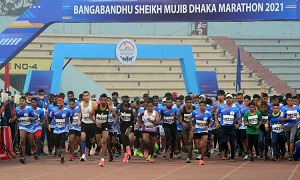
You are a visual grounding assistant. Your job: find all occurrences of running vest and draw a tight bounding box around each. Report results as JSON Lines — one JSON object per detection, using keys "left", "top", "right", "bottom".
{"left": 80, "top": 101, "right": 93, "bottom": 124}
{"left": 182, "top": 106, "right": 195, "bottom": 123}
{"left": 120, "top": 104, "right": 134, "bottom": 123}
{"left": 95, "top": 104, "right": 109, "bottom": 124}
{"left": 142, "top": 110, "right": 157, "bottom": 132}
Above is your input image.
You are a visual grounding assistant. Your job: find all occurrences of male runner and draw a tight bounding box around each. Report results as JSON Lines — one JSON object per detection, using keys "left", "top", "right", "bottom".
{"left": 90, "top": 93, "right": 117, "bottom": 167}
{"left": 68, "top": 98, "right": 81, "bottom": 161}
{"left": 78, "top": 91, "right": 97, "bottom": 161}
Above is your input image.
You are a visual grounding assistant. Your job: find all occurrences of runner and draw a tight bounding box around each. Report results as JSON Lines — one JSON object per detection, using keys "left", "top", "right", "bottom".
{"left": 49, "top": 98, "right": 71, "bottom": 163}
{"left": 280, "top": 96, "right": 300, "bottom": 161}
{"left": 190, "top": 100, "right": 213, "bottom": 165}
{"left": 78, "top": 91, "right": 98, "bottom": 162}
{"left": 160, "top": 96, "right": 180, "bottom": 160}
{"left": 139, "top": 100, "right": 160, "bottom": 162}
{"left": 237, "top": 95, "right": 250, "bottom": 160}
{"left": 31, "top": 97, "right": 46, "bottom": 160}
{"left": 89, "top": 93, "right": 117, "bottom": 167}
{"left": 215, "top": 94, "right": 241, "bottom": 162}
{"left": 177, "top": 96, "right": 195, "bottom": 163}
{"left": 68, "top": 98, "right": 81, "bottom": 161}
{"left": 267, "top": 104, "right": 285, "bottom": 161}
{"left": 36, "top": 89, "right": 48, "bottom": 156}
{"left": 116, "top": 95, "right": 136, "bottom": 163}
{"left": 259, "top": 102, "right": 270, "bottom": 160}
{"left": 244, "top": 101, "right": 262, "bottom": 161}
{"left": 10, "top": 96, "right": 38, "bottom": 164}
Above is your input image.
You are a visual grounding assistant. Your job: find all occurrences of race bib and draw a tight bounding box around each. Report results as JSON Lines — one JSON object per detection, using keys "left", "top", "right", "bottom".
{"left": 72, "top": 116, "right": 79, "bottom": 125}
{"left": 145, "top": 121, "right": 155, "bottom": 130}
{"left": 223, "top": 115, "right": 234, "bottom": 125}
{"left": 56, "top": 119, "right": 65, "bottom": 128}
{"left": 20, "top": 117, "right": 30, "bottom": 126}
{"left": 96, "top": 114, "right": 107, "bottom": 123}
{"left": 287, "top": 110, "right": 298, "bottom": 120}
{"left": 163, "top": 117, "right": 174, "bottom": 124}
{"left": 121, "top": 112, "right": 131, "bottom": 122}
{"left": 262, "top": 116, "right": 268, "bottom": 124}
{"left": 183, "top": 113, "right": 191, "bottom": 122}
{"left": 195, "top": 120, "right": 206, "bottom": 129}
{"left": 272, "top": 124, "right": 283, "bottom": 133}
{"left": 108, "top": 114, "right": 114, "bottom": 123}
{"left": 248, "top": 115, "right": 258, "bottom": 125}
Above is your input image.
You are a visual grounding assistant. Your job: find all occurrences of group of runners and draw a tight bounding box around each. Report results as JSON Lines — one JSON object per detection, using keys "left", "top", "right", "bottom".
{"left": 6, "top": 88, "right": 300, "bottom": 166}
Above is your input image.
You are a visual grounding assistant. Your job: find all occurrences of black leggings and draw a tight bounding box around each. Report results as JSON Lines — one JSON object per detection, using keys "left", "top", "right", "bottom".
{"left": 247, "top": 134, "right": 259, "bottom": 155}
{"left": 163, "top": 123, "right": 177, "bottom": 153}
{"left": 54, "top": 132, "right": 67, "bottom": 149}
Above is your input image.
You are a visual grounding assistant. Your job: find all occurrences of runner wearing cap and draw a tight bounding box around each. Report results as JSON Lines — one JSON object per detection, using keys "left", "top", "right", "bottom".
{"left": 215, "top": 93, "right": 241, "bottom": 162}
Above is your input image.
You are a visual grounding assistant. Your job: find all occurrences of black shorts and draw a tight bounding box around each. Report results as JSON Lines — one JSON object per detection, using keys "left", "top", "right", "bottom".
{"left": 120, "top": 123, "right": 133, "bottom": 134}
{"left": 81, "top": 122, "right": 96, "bottom": 138}
{"left": 182, "top": 122, "right": 191, "bottom": 135}
{"left": 194, "top": 133, "right": 208, "bottom": 140}
{"left": 143, "top": 131, "right": 158, "bottom": 137}
{"left": 95, "top": 122, "right": 110, "bottom": 134}
{"left": 134, "top": 130, "right": 142, "bottom": 139}
{"left": 69, "top": 130, "right": 81, "bottom": 137}
{"left": 237, "top": 129, "right": 247, "bottom": 140}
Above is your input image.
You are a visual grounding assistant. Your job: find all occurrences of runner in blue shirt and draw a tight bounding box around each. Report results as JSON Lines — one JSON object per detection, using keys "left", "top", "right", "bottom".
{"left": 266, "top": 104, "right": 285, "bottom": 161}
{"left": 10, "top": 96, "right": 38, "bottom": 164}
{"left": 49, "top": 97, "right": 71, "bottom": 163}
{"left": 190, "top": 100, "right": 213, "bottom": 165}
{"left": 215, "top": 94, "right": 241, "bottom": 162}
{"left": 280, "top": 96, "right": 300, "bottom": 161}
{"left": 160, "top": 96, "right": 180, "bottom": 160}
{"left": 31, "top": 97, "right": 45, "bottom": 160}
{"left": 68, "top": 98, "right": 80, "bottom": 161}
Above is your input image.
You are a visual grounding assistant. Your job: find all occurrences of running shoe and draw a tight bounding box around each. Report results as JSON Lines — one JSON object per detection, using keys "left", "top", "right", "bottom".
{"left": 133, "top": 148, "right": 138, "bottom": 156}
{"left": 153, "top": 153, "right": 157, "bottom": 158}
{"left": 138, "top": 152, "right": 144, "bottom": 158}
{"left": 243, "top": 154, "right": 249, "bottom": 161}
{"left": 144, "top": 151, "right": 149, "bottom": 159}
{"left": 69, "top": 155, "right": 75, "bottom": 161}
{"left": 169, "top": 152, "right": 174, "bottom": 161}
{"left": 199, "top": 159, "right": 205, "bottom": 165}
{"left": 20, "top": 157, "right": 26, "bottom": 164}
{"left": 123, "top": 154, "right": 129, "bottom": 163}
{"left": 99, "top": 158, "right": 105, "bottom": 167}
{"left": 210, "top": 148, "right": 214, "bottom": 154}
{"left": 80, "top": 154, "right": 87, "bottom": 161}
{"left": 146, "top": 155, "right": 151, "bottom": 161}
{"left": 90, "top": 146, "right": 96, "bottom": 156}
{"left": 196, "top": 154, "right": 202, "bottom": 160}
{"left": 150, "top": 157, "right": 154, "bottom": 163}
{"left": 60, "top": 157, "right": 65, "bottom": 163}
{"left": 270, "top": 156, "right": 277, "bottom": 161}
{"left": 74, "top": 151, "right": 79, "bottom": 157}
{"left": 34, "top": 154, "right": 39, "bottom": 160}
{"left": 109, "top": 155, "right": 113, "bottom": 162}
{"left": 222, "top": 156, "right": 228, "bottom": 160}
{"left": 186, "top": 157, "right": 191, "bottom": 163}
{"left": 154, "top": 143, "right": 159, "bottom": 150}
{"left": 177, "top": 154, "right": 182, "bottom": 159}
{"left": 126, "top": 147, "right": 131, "bottom": 156}
{"left": 163, "top": 153, "right": 169, "bottom": 158}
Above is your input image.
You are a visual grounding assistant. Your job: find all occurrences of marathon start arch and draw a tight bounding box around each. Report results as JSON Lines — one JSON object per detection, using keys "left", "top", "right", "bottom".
{"left": 1, "top": 0, "right": 300, "bottom": 94}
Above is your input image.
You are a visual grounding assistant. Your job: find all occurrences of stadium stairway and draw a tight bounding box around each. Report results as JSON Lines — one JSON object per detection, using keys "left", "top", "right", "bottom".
{"left": 211, "top": 36, "right": 296, "bottom": 96}
{"left": 229, "top": 38, "right": 300, "bottom": 94}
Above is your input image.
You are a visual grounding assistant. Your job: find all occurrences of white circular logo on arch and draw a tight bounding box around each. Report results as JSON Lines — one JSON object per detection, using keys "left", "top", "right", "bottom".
{"left": 116, "top": 39, "right": 137, "bottom": 65}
